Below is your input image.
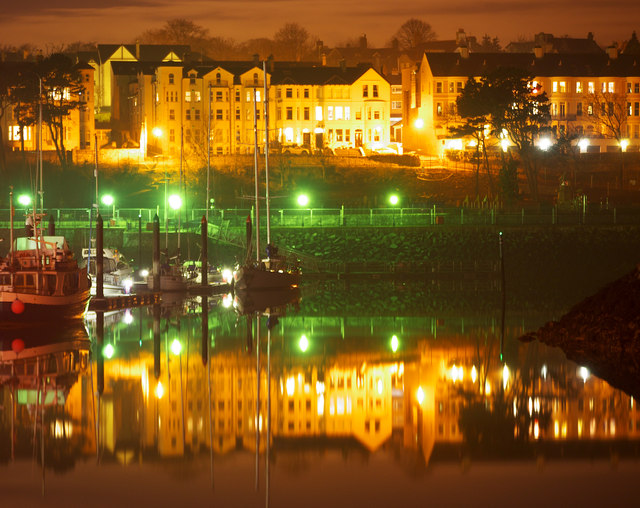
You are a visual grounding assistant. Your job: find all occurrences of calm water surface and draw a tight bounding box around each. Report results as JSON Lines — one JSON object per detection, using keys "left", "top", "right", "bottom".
{"left": 1, "top": 279, "right": 639, "bottom": 507}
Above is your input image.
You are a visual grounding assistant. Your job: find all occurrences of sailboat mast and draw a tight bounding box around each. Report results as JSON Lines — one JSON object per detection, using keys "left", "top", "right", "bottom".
{"left": 263, "top": 61, "right": 271, "bottom": 247}
{"left": 38, "top": 76, "right": 43, "bottom": 215}
{"left": 179, "top": 125, "right": 183, "bottom": 258}
{"left": 253, "top": 88, "right": 260, "bottom": 262}
{"left": 206, "top": 82, "right": 211, "bottom": 223}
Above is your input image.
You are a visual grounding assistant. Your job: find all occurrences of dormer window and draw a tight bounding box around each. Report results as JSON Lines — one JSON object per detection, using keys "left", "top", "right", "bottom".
{"left": 216, "top": 72, "right": 221, "bottom": 85}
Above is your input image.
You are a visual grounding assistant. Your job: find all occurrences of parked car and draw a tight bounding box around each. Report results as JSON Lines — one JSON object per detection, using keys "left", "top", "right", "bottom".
{"left": 282, "top": 145, "right": 310, "bottom": 155}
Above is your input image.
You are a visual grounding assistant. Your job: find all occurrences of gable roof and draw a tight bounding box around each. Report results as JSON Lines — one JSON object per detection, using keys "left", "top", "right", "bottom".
{"left": 423, "top": 52, "right": 640, "bottom": 78}
{"left": 97, "top": 44, "right": 191, "bottom": 63}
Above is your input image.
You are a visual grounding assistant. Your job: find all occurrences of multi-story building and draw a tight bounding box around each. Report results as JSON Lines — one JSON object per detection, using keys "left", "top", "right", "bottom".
{"left": 403, "top": 45, "right": 640, "bottom": 156}
{"left": 1, "top": 60, "right": 95, "bottom": 154}
{"left": 124, "top": 60, "right": 390, "bottom": 158}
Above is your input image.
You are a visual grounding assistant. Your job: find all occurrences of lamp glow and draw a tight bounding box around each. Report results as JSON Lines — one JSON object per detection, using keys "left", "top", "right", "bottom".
{"left": 620, "top": 139, "right": 629, "bottom": 152}
{"left": 152, "top": 127, "right": 162, "bottom": 137}
{"left": 171, "top": 339, "right": 182, "bottom": 355}
{"left": 101, "top": 194, "right": 114, "bottom": 206}
{"left": 297, "top": 194, "right": 309, "bottom": 207}
{"left": 168, "top": 194, "right": 182, "bottom": 210}
{"left": 155, "top": 382, "right": 164, "bottom": 399}
{"left": 417, "top": 386, "right": 425, "bottom": 404}
{"left": 391, "top": 335, "right": 399, "bottom": 352}
{"left": 18, "top": 195, "right": 32, "bottom": 207}
{"left": 389, "top": 194, "right": 399, "bottom": 206}
{"left": 299, "top": 334, "right": 309, "bottom": 352}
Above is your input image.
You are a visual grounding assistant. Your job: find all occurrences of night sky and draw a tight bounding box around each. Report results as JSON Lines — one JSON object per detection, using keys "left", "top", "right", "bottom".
{"left": 1, "top": 0, "right": 638, "bottom": 49}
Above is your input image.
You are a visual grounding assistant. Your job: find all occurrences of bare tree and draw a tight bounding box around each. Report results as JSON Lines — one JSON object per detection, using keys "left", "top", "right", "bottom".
{"left": 273, "top": 23, "right": 313, "bottom": 61}
{"left": 585, "top": 90, "right": 629, "bottom": 186}
{"left": 392, "top": 18, "right": 437, "bottom": 50}
{"left": 138, "top": 18, "right": 212, "bottom": 55}
{"left": 584, "top": 90, "right": 628, "bottom": 143}
{"left": 38, "top": 54, "right": 86, "bottom": 168}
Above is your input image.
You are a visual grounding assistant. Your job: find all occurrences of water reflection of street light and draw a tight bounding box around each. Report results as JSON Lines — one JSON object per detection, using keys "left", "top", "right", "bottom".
{"left": 299, "top": 334, "right": 309, "bottom": 352}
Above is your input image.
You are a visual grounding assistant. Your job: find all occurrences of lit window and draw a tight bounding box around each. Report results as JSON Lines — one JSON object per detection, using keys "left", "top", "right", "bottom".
{"left": 588, "top": 82, "right": 595, "bottom": 93}
{"left": 185, "top": 91, "right": 191, "bottom": 102}
{"left": 335, "top": 106, "right": 343, "bottom": 120}
{"left": 608, "top": 82, "right": 615, "bottom": 93}
{"left": 576, "top": 81, "right": 583, "bottom": 93}
{"left": 315, "top": 106, "right": 323, "bottom": 121}
{"left": 327, "top": 106, "right": 333, "bottom": 120}
{"left": 559, "top": 81, "right": 566, "bottom": 93}
{"left": 552, "top": 82, "right": 558, "bottom": 93}
{"left": 344, "top": 107, "right": 350, "bottom": 120}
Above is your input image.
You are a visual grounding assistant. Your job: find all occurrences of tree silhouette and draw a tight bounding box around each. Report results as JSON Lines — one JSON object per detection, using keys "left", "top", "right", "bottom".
{"left": 392, "top": 19, "right": 436, "bottom": 49}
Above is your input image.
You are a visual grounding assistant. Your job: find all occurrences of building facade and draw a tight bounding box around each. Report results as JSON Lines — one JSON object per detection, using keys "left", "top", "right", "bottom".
{"left": 124, "top": 60, "right": 391, "bottom": 158}
{"left": 403, "top": 47, "right": 640, "bottom": 156}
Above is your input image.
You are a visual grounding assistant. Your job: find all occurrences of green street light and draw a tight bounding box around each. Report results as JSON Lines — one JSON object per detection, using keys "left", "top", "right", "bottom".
{"left": 18, "top": 194, "right": 32, "bottom": 207}
{"left": 389, "top": 194, "right": 399, "bottom": 206}
{"left": 391, "top": 335, "right": 399, "bottom": 352}
{"left": 168, "top": 194, "right": 182, "bottom": 210}
{"left": 101, "top": 194, "right": 114, "bottom": 206}
{"left": 171, "top": 338, "right": 182, "bottom": 356}
{"left": 297, "top": 194, "right": 309, "bottom": 207}
{"left": 299, "top": 334, "right": 309, "bottom": 352}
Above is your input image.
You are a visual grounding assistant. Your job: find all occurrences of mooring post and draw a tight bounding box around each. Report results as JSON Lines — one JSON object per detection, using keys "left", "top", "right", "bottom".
{"left": 96, "top": 214, "right": 104, "bottom": 299}
{"left": 201, "top": 215, "right": 208, "bottom": 287}
{"left": 152, "top": 214, "right": 160, "bottom": 290}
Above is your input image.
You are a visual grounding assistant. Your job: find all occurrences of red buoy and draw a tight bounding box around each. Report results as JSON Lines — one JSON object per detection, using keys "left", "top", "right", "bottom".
{"left": 11, "top": 339, "right": 25, "bottom": 354}
{"left": 11, "top": 299, "right": 25, "bottom": 314}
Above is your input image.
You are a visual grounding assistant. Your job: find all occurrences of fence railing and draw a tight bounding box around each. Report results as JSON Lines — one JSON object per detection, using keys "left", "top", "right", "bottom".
{"left": 2, "top": 204, "right": 640, "bottom": 231}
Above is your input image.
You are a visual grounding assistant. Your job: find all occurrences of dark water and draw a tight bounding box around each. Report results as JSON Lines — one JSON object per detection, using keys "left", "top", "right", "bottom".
{"left": 1, "top": 279, "right": 639, "bottom": 507}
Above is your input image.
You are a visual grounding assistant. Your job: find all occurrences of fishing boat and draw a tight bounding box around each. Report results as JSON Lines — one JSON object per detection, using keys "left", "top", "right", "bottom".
{"left": 0, "top": 210, "right": 91, "bottom": 323}
{"left": 233, "top": 62, "right": 301, "bottom": 291}
{"left": 82, "top": 246, "right": 134, "bottom": 295}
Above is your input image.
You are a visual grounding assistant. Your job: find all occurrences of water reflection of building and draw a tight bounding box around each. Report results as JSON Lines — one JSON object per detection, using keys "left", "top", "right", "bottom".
{"left": 10, "top": 309, "right": 639, "bottom": 466}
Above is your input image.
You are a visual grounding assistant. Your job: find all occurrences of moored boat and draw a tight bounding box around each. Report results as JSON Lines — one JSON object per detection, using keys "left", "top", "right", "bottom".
{"left": 0, "top": 217, "right": 91, "bottom": 323}
{"left": 82, "top": 246, "right": 134, "bottom": 295}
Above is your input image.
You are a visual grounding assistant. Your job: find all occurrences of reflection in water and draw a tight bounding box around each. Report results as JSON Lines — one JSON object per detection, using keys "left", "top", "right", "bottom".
{"left": 1, "top": 281, "right": 640, "bottom": 503}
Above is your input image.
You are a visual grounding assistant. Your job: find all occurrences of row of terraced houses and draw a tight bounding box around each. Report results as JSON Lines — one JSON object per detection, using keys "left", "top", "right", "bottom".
{"left": 2, "top": 30, "right": 640, "bottom": 160}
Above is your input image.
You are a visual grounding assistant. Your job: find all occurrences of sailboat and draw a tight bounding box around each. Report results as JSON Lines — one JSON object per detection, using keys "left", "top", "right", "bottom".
{"left": 233, "top": 62, "right": 300, "bottom": 291}
{"left": 1, "top": 116, "right": 90, "bottom": 323}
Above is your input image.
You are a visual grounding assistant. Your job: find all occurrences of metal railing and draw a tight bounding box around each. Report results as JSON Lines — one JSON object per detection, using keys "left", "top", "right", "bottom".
{"left": 2, "top": 204, "right": 640, "bottom": 232}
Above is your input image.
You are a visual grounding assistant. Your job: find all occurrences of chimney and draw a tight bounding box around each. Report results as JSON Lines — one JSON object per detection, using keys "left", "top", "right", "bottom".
{"left": 135, "top": 40, "right": 140, "bottom": 60}
{"left": 359, "top": 35, "right": 367, "bottom": 49}
{"left": 534, "top": 46, "right": 544, "bottom": 59}
{"left": 253, "top": 53, "right": 259, "bottom": 65}
{"left": 456, "top": 29, "right": 467, "bottom": 46}
{"left": 340, "top": 59, "right": 346, "bottom": 72}
{"left": 268, "top": 54, "right": 275, "bottom": 73}
{"left": 606, "top": 45, "right": 618, "bottom": 59}
{"left": 322, "top": 53, "right": 327, "bottom": 66}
